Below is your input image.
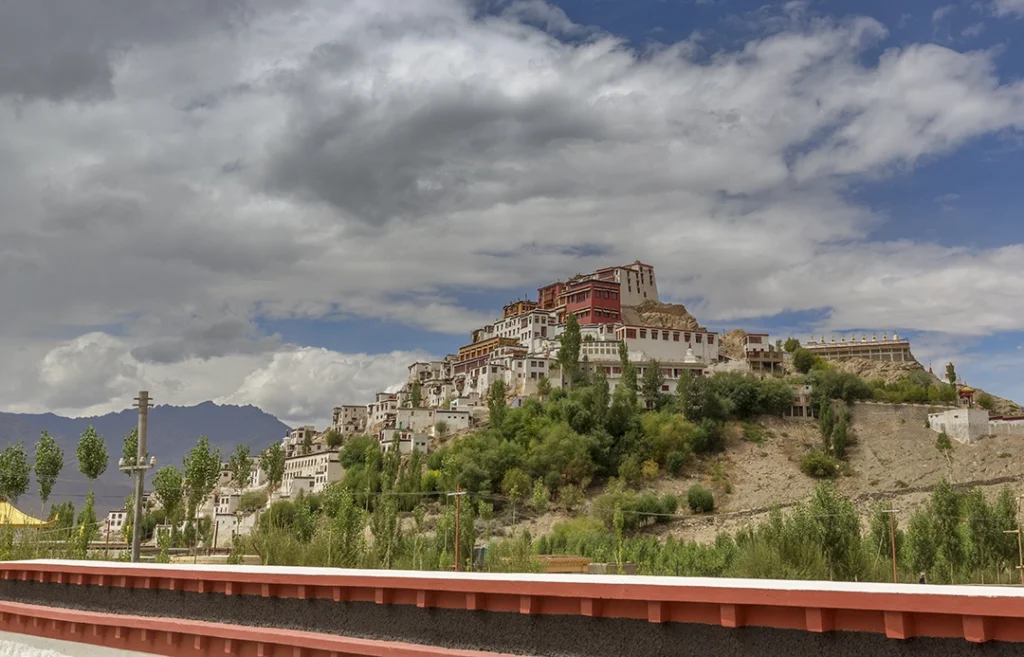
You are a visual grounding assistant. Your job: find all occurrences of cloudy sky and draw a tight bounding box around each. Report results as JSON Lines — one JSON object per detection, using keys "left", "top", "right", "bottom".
{"left": 2, "top": 0, "right": 1023, "bottom": 427}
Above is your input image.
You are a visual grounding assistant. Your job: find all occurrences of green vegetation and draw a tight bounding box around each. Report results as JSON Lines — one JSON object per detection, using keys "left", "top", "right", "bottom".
{"left": 868, "top": 370, "right": 956, "bottom": 405}
{"left": 687, "top": 485, "right": 715, "bottom": 513}
{"left": 978, "top": 392, "right": 996, "bottom": 411}
{"left": 783, "top": 338, "right": 801, "bottom": 353}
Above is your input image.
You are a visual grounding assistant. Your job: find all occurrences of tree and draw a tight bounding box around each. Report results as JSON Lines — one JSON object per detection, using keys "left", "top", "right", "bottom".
{"left": 946, "top": 362, "right": 957, "bottom": 387}
{"left": 121, "top": 427, "right": 144, "bottom": 478}
{"left": 978, "top": 392, "right": 996, "bottom": 411}
{"left": 76, "top": 425, "right": 108, "bottom": 482}
{"left": 792, "top": 349, "right": 816, "bottom": 374}
{"left": 531, "top": 479, "right": 549, "bottom": 514}
{"left": 502, "top": 468, "right": 531, "bottom": 522}
{"left": 228, "top": 444, "right": 253, "bottom": 489}
{"left": 678, "top": 374, "right": 725, "bottom": 424}
{"left": 558, "top": 313, "right": 582, "bottom": 389}
{"left": 488, "top": 379, "right": 507, "bottom": 428}
{"left": 784, "top": 338, "right": 801, "bottom": 353}
{"left": 831, "top": 410, "right": 850, "bottom": 460}
{"left": 641, "top": 358, "right": 665, "bottom": 410}
{"left": 260, "top": 442, "right": 285, "bottom": 490}
{"left": 301, "top": 432, "right": 312, "bottom": 455}
{"left": 410, "top": 380, "right": 422, "bottom": 408}
{"left": 536, "top": 375, "right": 552, "bottom": 400}
{"left": 152, "top": 465, "right": 184, "bottom": 524}
{"left": 434, "top": 421, "right": 449, "bottom": 438}
{"left": 324, "top": 429, "right": 344, "bottom": 449}
{"left": 33, "top": 431, "right": 63, "bottom": 509}
{"left": 183, "top": 436, "right": 222, "bottom": 523}
{"left": 807, "top": 483, "right": 861, "bottom": 580}
{"left": 616, "top": 341, "right": 638, "bottom": 408}
{"left": 0, "top": 442, "right": 31, "bottom": 504}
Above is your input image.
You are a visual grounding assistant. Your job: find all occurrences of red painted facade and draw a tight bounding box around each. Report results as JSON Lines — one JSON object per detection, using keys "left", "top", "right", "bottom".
{"left": 537, "top": 282, "right": 564, "bottom": 310}
{"left": 557, "top": 280, "right": 621, "bottom": 325}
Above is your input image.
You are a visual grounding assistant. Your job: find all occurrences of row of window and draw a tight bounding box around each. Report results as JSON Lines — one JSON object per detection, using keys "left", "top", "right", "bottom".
{"left": 622, "top": 328, "right": 715, "bottom": 344}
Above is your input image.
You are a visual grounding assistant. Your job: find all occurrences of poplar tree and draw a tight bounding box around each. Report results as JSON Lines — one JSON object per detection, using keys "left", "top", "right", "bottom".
{"left": 558, "top": 313, "right": 582, "bottom": 389}
{"left": 33, "top": 431, "right": 64, "bottom": 510}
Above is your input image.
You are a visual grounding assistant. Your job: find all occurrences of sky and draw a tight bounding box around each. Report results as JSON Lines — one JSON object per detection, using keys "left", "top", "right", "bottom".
{"left": 1, "top": 0, "right": 1023, "bottom": 428}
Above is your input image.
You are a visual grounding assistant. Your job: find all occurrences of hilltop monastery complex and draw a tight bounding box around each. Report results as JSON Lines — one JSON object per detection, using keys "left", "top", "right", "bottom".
{"left": 129, "top": 261, "right": 1024, "bottom": 548}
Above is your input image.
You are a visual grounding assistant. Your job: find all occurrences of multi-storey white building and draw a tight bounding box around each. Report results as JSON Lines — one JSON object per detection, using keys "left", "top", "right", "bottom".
{"left": 104, "top": 510, "right": 128, "bottom": 538}
{"left": 395, "top": 408, "right": 436, "bottom": 433}
{"left": 282, "top": 450, "right": 342, "bottom": 493}
{"left": 379, "top": 429, "right": 429, "bottom": 455}
{"left": 368, "top": 392, "right": 399, "bottom": 431}
{"left": 591, "top": 261, "right": 659, "bottom": 307}
{"left": 331, "top": 405, "right": 367, "bottom": 436}
{"left": 614, "top": 325, "right": 719, "bottom": 363}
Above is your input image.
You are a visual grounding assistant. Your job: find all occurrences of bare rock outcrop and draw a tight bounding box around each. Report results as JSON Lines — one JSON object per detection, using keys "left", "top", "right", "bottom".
{"left": 621, "top": 300, "right": 702, "bottom": 331}
{"left": 719, "top": 329, "right": 748, "bottom": 360}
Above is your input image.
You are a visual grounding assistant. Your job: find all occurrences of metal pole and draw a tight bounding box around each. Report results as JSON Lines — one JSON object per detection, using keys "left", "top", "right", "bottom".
{"left": 888, "top": 502, "right": 898, "bottom": 584}
{"left": 130, "top": 391, "right": 150, "bottom": 563}
{"left": 455, "top": 484, "right": 461, "bottom": 572}
{"left": 104, "top": 519, "right": 110, "bottom": 561}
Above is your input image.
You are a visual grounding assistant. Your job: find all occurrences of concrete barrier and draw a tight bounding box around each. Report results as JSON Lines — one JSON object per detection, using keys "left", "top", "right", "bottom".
{"left": 3, "top": 560, "right": 1024, "bottom": 655}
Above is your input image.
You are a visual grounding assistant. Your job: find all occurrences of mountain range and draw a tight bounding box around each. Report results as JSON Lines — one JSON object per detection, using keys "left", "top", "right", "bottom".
{"left": 0, "top": 402, "right": 291, "bottom": 514}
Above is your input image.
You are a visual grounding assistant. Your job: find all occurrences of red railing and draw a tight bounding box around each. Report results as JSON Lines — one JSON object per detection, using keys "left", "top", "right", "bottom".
{"left": 2, "top": 560, "right": 1024, "bottom": 650}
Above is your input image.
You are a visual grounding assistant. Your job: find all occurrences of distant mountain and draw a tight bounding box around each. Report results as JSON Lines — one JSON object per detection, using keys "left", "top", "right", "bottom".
{"left": 0, "top": 402, "right": 291, "bottom": 514}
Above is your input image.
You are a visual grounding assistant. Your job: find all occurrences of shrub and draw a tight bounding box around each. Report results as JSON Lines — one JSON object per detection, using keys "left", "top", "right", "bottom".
{"left": 784, "top": 338, "right": 801, "bottom": 353}
{"left": 741, "top": 422, "right": 766, "bottom": 444}
{"left": 660, "top": 493, "right": 679, "bottom": 516}
{"left": 800, "top": 451, "right": 840, "bottom": 479}
{"left": 978, "top": 392, "right": 996, "bottom": 411}
{"left": 687, "top": 485, "right": 715, "bottom": 514}
{"left": 936, "top": 432, "right": 953, "bottom": 452}
{"left": 641, "top": 459, "right": 660, "bottom": 480}
{"left": 666, "top": 450, "right": 688, "bottom": 476}
{"left": 558, "top": 484, "right": 584, "bottom": 511}
{"left": 792, "top": 349, "right": 816, "bottom": 374}
{"left": 239, "top": 490, "right": 268, "bottom": 514}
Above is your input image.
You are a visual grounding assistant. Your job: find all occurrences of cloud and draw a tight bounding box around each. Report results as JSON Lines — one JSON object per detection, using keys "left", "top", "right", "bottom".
{"left": 932, "top": 5, "right": 956, "bottom": 22}
{"left": 962, "top": 22, "right": 986, "bottom": 37}
{"left": 994, "top": 0, "right": 1024, "bottom": 16}
{"left": 217, "top": 347, "right": 430, "bottom": 425}
{"left": 1, "top": 333, "right": 424, "bottom": 426}
{"left": 2, "top": 0, "right": 1024, "bottom": 419}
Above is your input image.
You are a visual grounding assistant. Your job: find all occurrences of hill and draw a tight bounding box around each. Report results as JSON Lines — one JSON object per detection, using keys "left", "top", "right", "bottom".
{"left": 0, "top": 402, "right": 290, "bottom": 513}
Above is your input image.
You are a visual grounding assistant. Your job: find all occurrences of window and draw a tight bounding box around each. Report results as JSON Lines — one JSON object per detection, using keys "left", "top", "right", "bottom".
{"left": 696, "top": 334, "right": 703, "bottom": 343}
{"left": 684, "top": 332, "right": 691, "bottom": 342}
{"left": 673, "top": 332, "right": 680, "bottom": 342}
{"left": 640, "top": 329, "right": 647, "bottom": 338}
{"left": 708, "top": 335, "right": 715, "bottom": 345}
{"left": 662, "top": 385, "right": 670, "bottom": 392}
{"left": 651, "top": 331, "right": 658, "bottom": 340}
{"left": 663, "top": 331, "right": 670, "bottom": 341}
{"left": 626, "top": 328, "right": 636, "bottom": 339}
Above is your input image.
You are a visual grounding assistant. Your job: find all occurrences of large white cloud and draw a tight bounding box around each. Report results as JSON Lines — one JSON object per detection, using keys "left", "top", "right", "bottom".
{"left": 1, "top": 0, "right": 1024, "bottom": 418}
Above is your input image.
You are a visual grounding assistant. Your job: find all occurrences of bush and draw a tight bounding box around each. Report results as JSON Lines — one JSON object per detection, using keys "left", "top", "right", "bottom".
{"left": 660, "top": 493, "right": 679, "bottom": 516}
{"left": 687, "top": 485, "right": 715, "bottom": 514}
{"left": 936, "top": 432, "right": 953, "bottom": 452}
{"left": 978, "top": 392, "right": 996, "bottom": 411}
{"left": 800, "top": 451, "right": 840, "bottom": 479}
{"left": 784, "top": 338, "right": 801, "bottom": 353}
{"left": 558, "top": 484, "right": 584, "bottom": 511}
{"left": 741, "top": 422, "right": 766, "bottom": 444}
{"left": 792, "top": 349, "right": 817, "bottom": 374}
{"left": 239, "top": 490, "right": 268, "bottom": 514}
{"left": 641, "top": 459, "right": 660, "bottom": 480}
{"left": 666, "top": 450, "right": 688, "bottom": 476}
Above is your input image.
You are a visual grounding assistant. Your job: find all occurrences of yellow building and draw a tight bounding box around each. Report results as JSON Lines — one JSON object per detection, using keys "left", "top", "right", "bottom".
{"left": 458, "top": 337, "right": 520, "bottom": 362}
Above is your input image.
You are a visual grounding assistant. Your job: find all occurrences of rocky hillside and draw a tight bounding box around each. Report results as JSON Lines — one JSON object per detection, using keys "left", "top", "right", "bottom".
{"left": 719, "top": 329, "right": 748, "bottom": 360}
{"left": 824, "top": 357, "right": 926, "bottom": 384}
{"left": 621, "top": 300, "right": 702, "bottom": 331}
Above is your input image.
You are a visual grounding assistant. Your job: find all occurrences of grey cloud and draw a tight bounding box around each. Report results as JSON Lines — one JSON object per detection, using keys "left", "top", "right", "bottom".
{"left": 130, "top": 317, "right": 281, "bottom": 364}
{"left": 0, "top": 0, "right": 280, "bottom": 101}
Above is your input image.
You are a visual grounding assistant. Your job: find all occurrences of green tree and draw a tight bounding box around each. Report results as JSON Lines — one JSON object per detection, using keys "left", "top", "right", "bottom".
{"left": 831, "top": 410, "right": 850, "bottom": 460}
{"left": 0, "top": 442, "right": 31, "bottom": 504}
{"left": 679, "top": 374, "right": 726, "bottom": 424}
{"left": 783, "top": 338, "right": 801, "bottom": 353}
{"left": 977, "top": 392, "right": 996, "bottom": 411}
{"left": 869, "top": 503, "right": 903, "bottom": 572}
{"left": 946, "top": 362, "right": 957, "bottom": 387}
{"left": 558, "top": 313, "right": 582, "bottom": 389}
{"left": 906, "top": 509, "right": 936, "bottom": 576}
{"left": 260, "top": 442, "right": 286, "bottom": 491}
{"left": 434, "top": 421, "right": 449, "bottom": 439}
{"left": 531, "top": 479, "right": 550, "bottom": 514}
{"left": 618, "top": 341, "right": 637, "bottom": 399}
{"left": 152, "top": 465, "right": 184, "bottom": 524}
{"left": 324, "top": 429, "right": 344, "bottom": 449}
{"left": 819, "top": 400, "right": 835, "bottom": 452}
{"left": 76, "top": 425, "right": 108, "bottom": 482}
{"left": 640, "top": 358, "right": 665, "bottom": 410}
{"left": 72, "top": 491, "right": 98, "bottom": 559}
{"left": 591, "top": 367, "right": 610, "bottom": 425}
{"left": 121, "top": 427, "right": 144, "bottom": 478}
{"left": 228, "top": 444, "right": 253, "bottom": 489}
{"left": 807, "top": 483, "right": 861, "bottom": 580}
{"left": 792, "top": 349, "right": 816, "bottom": 374}
{"left": 183, "top": 436, "right": 222, "bottom": 523}
{"left": 410, "top": 380, "right": 422, "bottom": 408}
{"left": 930, "top": 478, "right": 965, "bottom": 582}
{"left": 502, "top": 467, "right": 531, "bottom": 520}
{"left": 536, "top": 375, "right": 552, "bottom": 400}
{"left": 488, "top": 379, "right": 508, "bottom": 428}
{"left": 33, "top": 431, "right": 64, "bottom": 509}
{"left": 302, "top": 432, "right": 312, "bottom": 455}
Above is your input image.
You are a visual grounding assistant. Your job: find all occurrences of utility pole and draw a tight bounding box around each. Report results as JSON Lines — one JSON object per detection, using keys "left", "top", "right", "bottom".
{"left": 1003, "top": 495, "right": 1024, "bottom": 586}
{"left": 448, "top": 486, "right": 467, "bottom": 571}
{"left": 121, "top": 391, "right": 156, "bottom": 563}
{"left": 881, "top": 504, "right": 900, "bottom": 584}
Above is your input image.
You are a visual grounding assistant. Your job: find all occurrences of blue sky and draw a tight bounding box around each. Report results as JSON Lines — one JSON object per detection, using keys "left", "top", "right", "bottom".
{"left": 2, "top": 0, "right": 1023, "bottom": 424}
